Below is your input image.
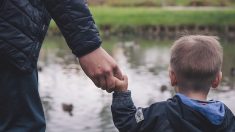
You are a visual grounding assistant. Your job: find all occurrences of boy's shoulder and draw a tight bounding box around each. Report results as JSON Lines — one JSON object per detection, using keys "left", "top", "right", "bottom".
{"left": 136, "top": 96, "right": 182, "bottom": 131}
{"left": 148, "top": 96, "right": 235, "bottom": 132}
{"left": 147, "top": 95, "right": 180, "bottom": 110}
{"left": 221, "top": 104, "right": 235, "bottom": 131}
{"left": 143, "top": 96, "right": 181, "bottom": 118}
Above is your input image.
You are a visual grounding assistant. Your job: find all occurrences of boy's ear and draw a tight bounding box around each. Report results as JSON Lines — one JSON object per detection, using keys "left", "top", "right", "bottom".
{"left": 212, "top": 71, "right": 222, "bottom": 88}
{"left": 169, "top": 67, "right": 177, "bottom": 86}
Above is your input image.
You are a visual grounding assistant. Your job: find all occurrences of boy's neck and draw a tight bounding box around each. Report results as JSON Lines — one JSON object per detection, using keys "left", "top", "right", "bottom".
{"left": 177, "top": 90, "right": 208, "bottom": 101}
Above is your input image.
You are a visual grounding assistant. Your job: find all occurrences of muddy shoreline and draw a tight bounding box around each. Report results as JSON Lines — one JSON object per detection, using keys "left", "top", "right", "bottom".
{"left": 48, "top": 25, "right": 235, "bottom": 40}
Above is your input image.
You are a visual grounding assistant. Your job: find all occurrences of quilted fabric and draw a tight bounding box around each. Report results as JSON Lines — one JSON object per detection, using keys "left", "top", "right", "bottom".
{"left": 0, "top": 0, "right": 101, "bottom": 72}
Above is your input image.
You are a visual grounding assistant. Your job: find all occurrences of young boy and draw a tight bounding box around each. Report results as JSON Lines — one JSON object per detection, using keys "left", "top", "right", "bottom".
{"left": 111, "top": 35, "right": 235, "bottom": 132}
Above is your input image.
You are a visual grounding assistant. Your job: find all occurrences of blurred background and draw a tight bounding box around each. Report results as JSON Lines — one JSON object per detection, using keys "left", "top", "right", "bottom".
{"left": 39, "top": 0, "right": 235, "bottom": 132}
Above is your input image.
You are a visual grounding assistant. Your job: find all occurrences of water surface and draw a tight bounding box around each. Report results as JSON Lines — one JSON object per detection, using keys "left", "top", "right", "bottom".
{"left": 39, "top": 36, "right": 235, "bottom": 132}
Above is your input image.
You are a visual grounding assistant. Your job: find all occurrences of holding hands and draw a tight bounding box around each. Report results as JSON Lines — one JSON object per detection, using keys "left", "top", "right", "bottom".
{"left": 79, "top": 47, "right": 127, "bottom": 93}
{"left": 113, "top": 75, "right": 128, "bottom": 92}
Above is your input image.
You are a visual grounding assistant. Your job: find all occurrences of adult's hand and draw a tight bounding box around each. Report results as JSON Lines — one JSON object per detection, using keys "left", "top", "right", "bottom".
{"left": 79, "top": 47, "right": 123, "bottom": 92}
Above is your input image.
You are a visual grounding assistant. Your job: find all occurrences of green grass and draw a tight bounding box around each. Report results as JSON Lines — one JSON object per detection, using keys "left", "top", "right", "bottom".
{"left": 91, "top": 7, "right": 235, "bottom": 26}
{"left": 50, "top": 7, "right": 235, "bottom": 29}
{"left": 89, "top": 0, "right": 235, "bottom": 7}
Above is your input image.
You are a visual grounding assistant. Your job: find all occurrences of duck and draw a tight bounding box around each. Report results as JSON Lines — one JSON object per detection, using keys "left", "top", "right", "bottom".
{"left": 160, "top": 85, "right": 168, "bottom": 93}
{"left": 62, "top": 103, "right": 74, "bottom": 116}
{"left": 37, "top": 66, "right": 43, "bottom": 72}
{"left": 231, "top": 67, "right": 235, "bottom": 77}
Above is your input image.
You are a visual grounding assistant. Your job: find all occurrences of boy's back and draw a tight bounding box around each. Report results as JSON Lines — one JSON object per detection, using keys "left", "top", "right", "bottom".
{"left": 112, "top": 92, "right": 235, "bottom": 132}
{"left": 111, "top": 35, "right": 235, "bottom": 132}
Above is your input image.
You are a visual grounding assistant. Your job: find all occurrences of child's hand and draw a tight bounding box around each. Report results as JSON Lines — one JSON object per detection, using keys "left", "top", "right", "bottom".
{"left": 114, "top": 75, "right": 128, "bottom": 92}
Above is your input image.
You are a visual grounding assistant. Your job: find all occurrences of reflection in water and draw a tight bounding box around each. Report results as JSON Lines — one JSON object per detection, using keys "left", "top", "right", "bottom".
{"left": 39, "top": 36, "right": 235, "bottom": 132}
{"left": 41, "top": 95, "right": 53, "bottom": 121}
{"left": 99, "top": 102, "right": 115, "bottom": 132}
{"left": 230, "top": 68, "right": 235, "bottom": 89}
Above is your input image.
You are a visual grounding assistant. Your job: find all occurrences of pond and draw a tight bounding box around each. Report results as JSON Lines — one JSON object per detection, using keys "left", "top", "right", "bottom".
{"left": 39, "top": 36, "right": 235, "bottom": 132}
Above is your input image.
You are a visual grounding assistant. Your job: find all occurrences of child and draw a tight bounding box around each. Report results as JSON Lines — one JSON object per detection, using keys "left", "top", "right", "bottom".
{"left": 111, "top": 35, "right": 235, "bottom": 132}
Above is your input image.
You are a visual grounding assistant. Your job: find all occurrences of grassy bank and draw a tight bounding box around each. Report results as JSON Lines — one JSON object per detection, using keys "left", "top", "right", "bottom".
{"left": 88, "top": 0, "right": 235, "bottom": 7}
{"left": 50, "top": 7, "right": 235, "bottom": 29}
{"left": 50, "top": 6, "right": 235, "bottom": 35}
{"left": 90, "top": 7, "right": 235, "bottom": 27}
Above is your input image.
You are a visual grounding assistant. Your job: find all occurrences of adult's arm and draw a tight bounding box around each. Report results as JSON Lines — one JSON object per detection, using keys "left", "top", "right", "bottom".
{"left": 112, "top": 91, "right": 160, "bottom": 132}
{"left": 42, "top": 0, "right": 123, "bottom": 91}
{"left": 42, "top": 0, "right": 101, "bottom": 57}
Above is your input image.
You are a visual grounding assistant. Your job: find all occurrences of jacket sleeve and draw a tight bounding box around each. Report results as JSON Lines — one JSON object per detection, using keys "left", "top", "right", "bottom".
{"left": 42, "top": 0, "right": 102, "bottom": 57}
{"left": 111, "top": 91, "right": 159, "bottom": 132}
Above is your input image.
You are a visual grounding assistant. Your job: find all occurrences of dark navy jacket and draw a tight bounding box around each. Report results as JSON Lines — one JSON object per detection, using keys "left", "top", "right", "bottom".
{"left": 112, "top": 91, "right": 235, "bottom": 132}
{"left": 0, "top": 0, "right": 101, "bottom": 72}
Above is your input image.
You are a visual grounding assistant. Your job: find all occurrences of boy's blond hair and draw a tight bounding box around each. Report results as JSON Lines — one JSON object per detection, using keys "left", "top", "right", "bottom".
{"left": 170, "top": 35, "right": 223, "bottom": 92}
